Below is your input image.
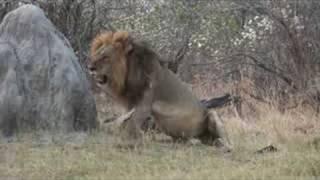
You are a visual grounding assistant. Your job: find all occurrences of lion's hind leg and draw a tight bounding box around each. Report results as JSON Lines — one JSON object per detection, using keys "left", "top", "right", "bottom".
{"left": 199, "top": 110, "right": 232, "bottom": 152}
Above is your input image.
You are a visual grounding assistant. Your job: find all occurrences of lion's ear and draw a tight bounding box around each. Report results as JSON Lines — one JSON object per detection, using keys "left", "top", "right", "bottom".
{"left": 113, "top": 31, "right": 133, "bottom": 55}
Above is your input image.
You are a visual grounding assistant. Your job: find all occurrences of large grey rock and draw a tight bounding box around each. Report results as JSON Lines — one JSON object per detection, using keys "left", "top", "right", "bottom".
{"left": 0, "top": 5, "right": 97, "bottom": 136}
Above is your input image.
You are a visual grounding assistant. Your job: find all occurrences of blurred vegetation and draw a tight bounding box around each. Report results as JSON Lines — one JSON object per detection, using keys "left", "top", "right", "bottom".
{"left": 1, "top": 0, "right": 319, "bottom": 115}
{"left": 1, "top": 2, "right": 320, "bottom": 179}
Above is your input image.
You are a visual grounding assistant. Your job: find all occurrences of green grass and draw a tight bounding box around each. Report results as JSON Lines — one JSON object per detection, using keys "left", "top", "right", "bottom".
{"left": 0, "top": 130, "right": 319, "bottom": 180}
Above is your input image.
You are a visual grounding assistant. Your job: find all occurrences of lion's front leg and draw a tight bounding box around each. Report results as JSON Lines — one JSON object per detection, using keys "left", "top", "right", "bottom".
{"left": 124, "top": 87, "right": 154, "bottom": 143}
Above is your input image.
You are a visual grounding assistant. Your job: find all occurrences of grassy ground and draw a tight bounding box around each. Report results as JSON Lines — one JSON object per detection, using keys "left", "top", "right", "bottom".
{"left": 0, "top": 108, "right": 319, "bottom": 180}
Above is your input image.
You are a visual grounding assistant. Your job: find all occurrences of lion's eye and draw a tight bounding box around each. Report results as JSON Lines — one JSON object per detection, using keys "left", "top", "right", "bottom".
{"left": 103, "top": 55, "right": 110, "bottom": 60}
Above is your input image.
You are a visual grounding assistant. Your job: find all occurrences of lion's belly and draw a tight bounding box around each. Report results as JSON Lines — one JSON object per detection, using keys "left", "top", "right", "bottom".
{"left": 152, "top": 101, "right": 206, "bottom": 138}
{"left": 154, "top": 115, "right": 205, "bottom": 138}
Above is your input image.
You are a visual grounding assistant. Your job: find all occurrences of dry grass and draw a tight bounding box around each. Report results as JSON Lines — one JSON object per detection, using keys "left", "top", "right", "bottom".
{"left": 0, "top": 81, "right": 319, "bottom": 180}
{"left": 0, "top": 106, "right": 319, "bottom": 180}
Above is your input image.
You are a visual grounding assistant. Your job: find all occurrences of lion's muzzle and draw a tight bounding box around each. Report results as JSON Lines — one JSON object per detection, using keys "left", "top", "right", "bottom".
{"left": 97, "top": 75, "right": 108, "bottom": 85}
{"left": 88, "top": 63, "right": 109, "bottom": 85}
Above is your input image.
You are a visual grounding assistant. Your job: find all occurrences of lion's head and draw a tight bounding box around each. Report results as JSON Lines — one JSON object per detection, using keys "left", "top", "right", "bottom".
{"left": 89, "top": 31, "right": 154, "bottom": 108}
{"left": 89, "top": 31, "right": 133, "bottom": 96}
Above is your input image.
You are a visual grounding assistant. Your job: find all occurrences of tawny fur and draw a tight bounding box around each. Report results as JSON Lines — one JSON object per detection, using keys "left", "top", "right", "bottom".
{"left": 89, "top": 31, "right": 231, "bottom": 150}
{"left": 90, "top": 31, "right": 129, "bottom": 60}
{"left": 90, "top": 31, "right": 130, "bottom": 98}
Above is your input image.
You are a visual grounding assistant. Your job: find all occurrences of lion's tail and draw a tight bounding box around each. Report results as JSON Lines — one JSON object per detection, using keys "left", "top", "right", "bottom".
{"left": 200, "top": 94, "right": 233, "bottom": 109}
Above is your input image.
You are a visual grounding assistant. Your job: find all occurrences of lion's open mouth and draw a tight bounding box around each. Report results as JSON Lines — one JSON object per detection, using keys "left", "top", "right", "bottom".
{"left": 97, "top": 75, "right": 108, "bottom": 85}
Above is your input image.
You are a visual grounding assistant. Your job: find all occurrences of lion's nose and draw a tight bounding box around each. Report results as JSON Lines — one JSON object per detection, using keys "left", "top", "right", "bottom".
{"left": 88, "top": 64, "right": 97, "bottom": 76}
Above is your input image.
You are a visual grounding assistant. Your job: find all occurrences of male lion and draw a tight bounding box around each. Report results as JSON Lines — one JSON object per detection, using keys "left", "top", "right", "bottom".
{"left": 89, "top": 31, "right": 231, "bottom": 150}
